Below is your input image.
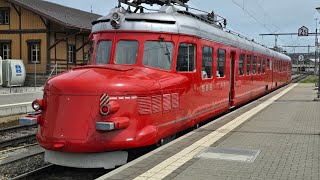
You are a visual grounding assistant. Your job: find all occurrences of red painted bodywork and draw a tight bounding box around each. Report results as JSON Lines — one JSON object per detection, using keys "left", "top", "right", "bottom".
{"left": 36, "top": 31, "right": 291, "bottom": 153}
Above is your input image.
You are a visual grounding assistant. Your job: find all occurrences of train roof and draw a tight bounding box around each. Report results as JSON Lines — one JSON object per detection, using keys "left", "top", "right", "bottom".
{"left": 92, "top": 6, "right": 291, "bottom": 62}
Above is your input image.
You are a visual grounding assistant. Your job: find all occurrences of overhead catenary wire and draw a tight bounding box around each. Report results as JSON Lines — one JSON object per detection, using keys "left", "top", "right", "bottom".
{"left": 231, "top": 0, "right": 289, "bottom": 47}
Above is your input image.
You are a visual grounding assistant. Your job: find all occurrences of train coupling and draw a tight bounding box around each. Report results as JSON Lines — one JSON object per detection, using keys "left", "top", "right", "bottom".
{"left": 19, "top": 111, "right": 42, "bottom": 126}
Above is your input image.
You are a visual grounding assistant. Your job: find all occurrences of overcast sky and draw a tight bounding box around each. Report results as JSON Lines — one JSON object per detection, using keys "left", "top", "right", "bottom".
{"left": 47, "top": 0, "right": 320, "bottom": 53}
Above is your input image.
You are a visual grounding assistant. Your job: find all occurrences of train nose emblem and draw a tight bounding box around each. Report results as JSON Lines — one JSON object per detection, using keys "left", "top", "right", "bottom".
{"left": 100, "top": 93, "right": 110, "bottom": 115}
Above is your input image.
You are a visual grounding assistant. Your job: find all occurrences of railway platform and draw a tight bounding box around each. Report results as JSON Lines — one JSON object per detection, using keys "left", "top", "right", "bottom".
{"left": 0, "top": 91, "right": 43, "bottom": 118}
{"left": 97, "top": 83, "right": 320, "bottom": 180}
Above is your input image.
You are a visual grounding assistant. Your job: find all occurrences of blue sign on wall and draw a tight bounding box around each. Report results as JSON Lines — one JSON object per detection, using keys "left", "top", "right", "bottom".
{"left": 15, "top": 65, "right": 22, "bottom": 73}
{"left": 16, "top": 65, "right": 22, "bottom": 76}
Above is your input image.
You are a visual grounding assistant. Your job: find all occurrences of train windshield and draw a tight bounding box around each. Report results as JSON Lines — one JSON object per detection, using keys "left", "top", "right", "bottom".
{"left": 95, "top": 40, "right": 112, "bottom": 65}
{"left": 143, "top": 41, "right": 174, "bottom": 70}
{"left": 115, "top": 41, "right": 139, "bottom": 64}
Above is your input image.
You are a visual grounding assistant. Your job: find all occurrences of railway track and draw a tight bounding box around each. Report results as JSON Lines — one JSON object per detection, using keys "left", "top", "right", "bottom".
{"left": 292, "top": 74, "right": 308, "bottom": 83}
{"left": 0, "top": 125, "right": 37, "bottom": 149}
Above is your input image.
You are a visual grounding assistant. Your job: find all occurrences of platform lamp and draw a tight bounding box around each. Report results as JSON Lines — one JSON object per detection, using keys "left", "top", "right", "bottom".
{"left": 316, "top": 7, "right": 320, "bottom": 101}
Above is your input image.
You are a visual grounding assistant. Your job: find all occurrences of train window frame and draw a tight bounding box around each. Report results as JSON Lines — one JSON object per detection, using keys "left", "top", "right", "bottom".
{"left": 115, "top": 40, "right": 139, "bottom": 65}
{"left": 266, "top": 59, "right": 270, "bottom": 70}
{"left": 217, "top": 49, "right": 226, "bottom": 78}
{"left": 176, "top": 43, "right": 196, "bottom": 72}
{"left": 142, "top": 40, "right": 174, "bottom": 71}
{"left": 258, "top": 57, "right": 261, "bottom": 74}
{"left": 95, "top": 40, "right": 112, "bottom": 65}
{"left": 239, "top": 54, "right": 245, "bottom": 76}
{"left": 262, "top": 58, "right": 266, "bottom": 74}
{"left": 201, "top": 46, "right": 213, "bottom": 79}
{"left": 246, "top": 55, "right": 251, "bottom": 75}
{"left": 252, "top": 56, "right": 257, "bottom": 74}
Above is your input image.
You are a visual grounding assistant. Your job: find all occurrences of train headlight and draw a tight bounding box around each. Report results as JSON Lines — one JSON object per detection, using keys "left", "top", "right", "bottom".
{"left": 112, "top": 13, "right": 120, "bottom": 20}
{"left": 32, "top": 99, "right": 43, "bottom": 111}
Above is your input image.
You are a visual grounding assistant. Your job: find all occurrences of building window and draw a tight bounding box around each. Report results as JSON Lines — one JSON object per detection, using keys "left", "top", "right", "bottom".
{"left": 0, "top": 41, "right": 11, "bottom": 59}
{"left": 176, "top": 43, "right": 196, "bottom": 72}
{"left": 239, "top": 54, "right": 245, "bottom": 75}
{"left": 68, "top": 45, "right": 76, "bottom": 63}
{"left": 0, "top": 8, "right": 10, "bottom": 25}
{"left": 202, "top": 46, "right": 213, "bottom": 78}
{"left": 27, "top": 40, "right": 41, "bottom": 63}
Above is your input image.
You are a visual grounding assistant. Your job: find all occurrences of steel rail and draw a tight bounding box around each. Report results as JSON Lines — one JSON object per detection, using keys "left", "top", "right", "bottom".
{"left": 0, "top": 124, "right": 37, "bottom": 135}
{"left": 0, "top": 134, "right": 36, "bottom": 149}
{"left": 11, "top": 164, "right": 55, "bottom": 180}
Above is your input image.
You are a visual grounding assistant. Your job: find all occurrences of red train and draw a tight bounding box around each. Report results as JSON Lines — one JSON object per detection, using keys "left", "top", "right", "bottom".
{"left": 20, "top": 0, "right": 291, "bottom": 169}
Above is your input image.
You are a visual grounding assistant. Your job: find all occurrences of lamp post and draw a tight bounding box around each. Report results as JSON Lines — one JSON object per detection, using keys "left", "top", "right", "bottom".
{"left": 315, "top": 7, "right": 320, "bottom": 100}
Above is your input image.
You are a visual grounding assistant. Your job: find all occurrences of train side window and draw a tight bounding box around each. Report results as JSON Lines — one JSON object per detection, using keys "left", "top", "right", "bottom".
{"left": 262, "top": 58, "right": 266, "bottom": 73}
{"left": 217, "top": 49, "right": 226, "bottom": 77}
{"left": 252, "top": 56, "right": 257, "bottom": 74}
{"left": 246, "top": 55, "right": 251, "bottom": 75}
{"left": 239, "top": 54, "right": 245, "bottom": 75}
{"left": 143, "top": 41, "right": 174, "bottom": 70}
{"left": 266, "top": 59, "right": 270, "bottom": 70}
{"left": 258, "top": 57, "right": 261, "bottom": 74}
{"left": 202, "top": 46, "right": 213, "bottom": 79}
{"left": 176, "top": 43, "right": 196, "bottom": 72}
{"left": 115, "top": 40, "right": 139, "bottom": 64}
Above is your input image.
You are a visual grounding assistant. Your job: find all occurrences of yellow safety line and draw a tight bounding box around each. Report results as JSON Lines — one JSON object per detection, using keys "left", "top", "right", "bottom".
{"left": 0, "top": 143, "right": 38, "bottom": 154}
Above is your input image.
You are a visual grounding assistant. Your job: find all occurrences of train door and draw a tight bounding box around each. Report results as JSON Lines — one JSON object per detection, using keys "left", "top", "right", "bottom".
{"left": 175, "top": 36, "right": 199, "bottom": 128}
{"left": 229, "top": 51, "right": 236, "bottom": 108}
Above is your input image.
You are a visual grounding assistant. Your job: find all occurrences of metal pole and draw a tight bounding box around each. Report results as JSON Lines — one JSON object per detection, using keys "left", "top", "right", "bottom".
{"left": 318, "top": 49, "right": 320, "bottom": 98}
{"left": 315, "top": 19, "right": 318, "bottom": 75}
{"left": 34, "top": 61, "right": 36, "bottom": 91}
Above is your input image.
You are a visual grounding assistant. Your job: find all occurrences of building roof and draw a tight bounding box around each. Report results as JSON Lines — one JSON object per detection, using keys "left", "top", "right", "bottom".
{"left": 9, "top": 0, "right": 101, "bottom": 30}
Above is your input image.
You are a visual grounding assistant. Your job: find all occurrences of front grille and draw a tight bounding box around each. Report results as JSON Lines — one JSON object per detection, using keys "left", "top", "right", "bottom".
{"left": 137, "top": 96, "right": 152, "bottom": 115}
{"left": 163, "top": 94, "right": 172, "bottom": 112}
{"left": 152, "top": 95, "right": 162, "bottom": 113}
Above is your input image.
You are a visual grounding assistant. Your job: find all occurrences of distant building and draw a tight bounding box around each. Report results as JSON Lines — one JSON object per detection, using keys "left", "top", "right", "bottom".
{"left": 0, "top": 0, "right": 101, "bottom": 85}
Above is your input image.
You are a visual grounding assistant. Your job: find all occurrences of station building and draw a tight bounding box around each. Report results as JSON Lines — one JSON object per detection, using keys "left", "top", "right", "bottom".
{"left": 0, "top": 0, "right": 101, "bottom": 85}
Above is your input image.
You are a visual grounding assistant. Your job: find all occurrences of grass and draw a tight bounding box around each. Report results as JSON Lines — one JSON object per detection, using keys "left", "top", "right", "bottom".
{"left": 301, "top": 75, "right": 320, "bottom": 83}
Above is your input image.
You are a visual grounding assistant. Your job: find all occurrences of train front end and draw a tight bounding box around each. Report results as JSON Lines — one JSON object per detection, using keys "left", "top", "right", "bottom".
{"left": 21, "top": 64, "right": 166, "bottom": 169}
{"left": 19, "top": 4, "right": 189, "bottom": 169}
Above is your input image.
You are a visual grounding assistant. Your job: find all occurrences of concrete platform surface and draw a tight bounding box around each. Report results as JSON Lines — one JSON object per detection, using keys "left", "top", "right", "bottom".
{"left": 0, "top": 92, "right": 43, "bottom": 117}
{"left": 0, "top": 92, "right": 43, "bottom": 106}
{"left": 97, "top": 83, "right": 320, "bottom": 180}
{"left": 0, "top": 87, "right": 43, "bottom": 95}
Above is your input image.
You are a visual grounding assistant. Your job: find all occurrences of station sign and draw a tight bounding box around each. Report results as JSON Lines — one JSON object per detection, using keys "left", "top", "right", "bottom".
{"left": 298, "top": 26, "right": 309, "bottom": 36}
